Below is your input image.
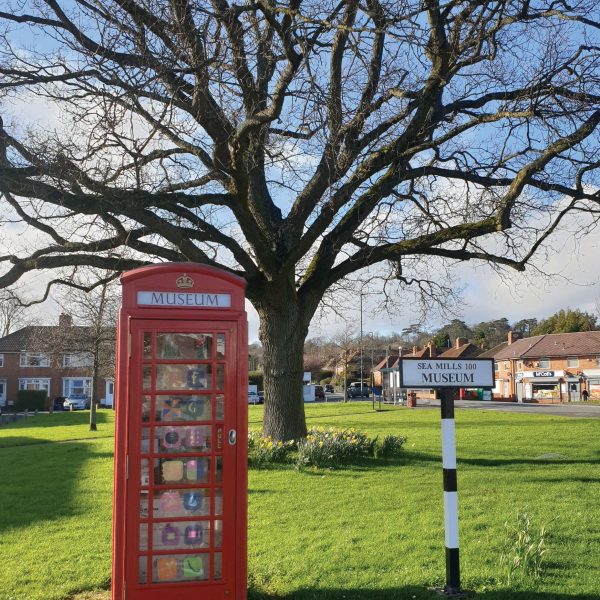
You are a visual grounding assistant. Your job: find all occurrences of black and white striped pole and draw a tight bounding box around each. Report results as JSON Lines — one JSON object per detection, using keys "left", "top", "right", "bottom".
{"left": 398, "top": 357, "right": 494, "bottom": 597}
{"left": 440, "top": 387, "right": 461, "bottom": 595}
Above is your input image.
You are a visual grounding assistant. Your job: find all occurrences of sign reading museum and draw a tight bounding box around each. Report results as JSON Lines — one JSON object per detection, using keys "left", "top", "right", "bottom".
{"left": 137, "top": 291, "right": 232, "bottom": 308}
{"left": 399, "top": 358, "right": 495, "bottom": 388}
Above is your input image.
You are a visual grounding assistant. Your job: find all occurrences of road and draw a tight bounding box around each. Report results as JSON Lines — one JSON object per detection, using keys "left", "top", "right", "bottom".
{"left": 320, "top": 393, "right": 600, "bottom": 418}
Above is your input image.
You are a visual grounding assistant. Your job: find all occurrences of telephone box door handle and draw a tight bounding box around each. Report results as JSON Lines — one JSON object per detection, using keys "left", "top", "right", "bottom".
{"left": 228, "top": 429, "right": 237, "bottom": 445}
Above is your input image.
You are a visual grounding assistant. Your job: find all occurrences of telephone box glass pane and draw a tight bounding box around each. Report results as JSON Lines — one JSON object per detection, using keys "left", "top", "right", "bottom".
{"left": 138, "top": 556, "right": 148, "bottom": 584}
{"left": 143, "top": 366, "right": 152, "bottom": 390}
{"left": 157, "top": 333, "right": 213, "bottom": 360}
{"left": 155, "top": 458, "right": 210, "bottom": 484}
{"left": 152, "top": 520, "right": 210, "bottom": 550}
{"left": 140, "top": 458, "right": 150, "bottom": 487}
{"left": 214, "top": 520, "right": 223, "bottom": 547}
{"left": 141, "top": 428, "right": 155, "bottom": 453}
{"left": 143, "top": 333, "right": 152, "bottom": 359}
{"left": 214, "top": 552, "right": 222, "bottom": 580}
{"left": 141, "top": 396, "right": 151, "bottom": 422}
{"left": 155, "top": 395, "right": 211, "bottom": 422}
{"left": 155, "top": 425, "right": 211, "bottom": 453}
{"left": 139, "top": 524, "right": 148, "bottom": 551}
{"left": 140, "top": 491, "right": 149, "bottom": 519}
{"left": 154, "top": 489, "right": 211, "bottom": 518}
{"left": 156, "top": 365, "right": 212, "bottom": 390}
{"left": 152, "top": 554, "right": 209, "bottom": 583}
{"left": 216, "top": 394, "right": 224, "bottom": 420}
{"left": 216, "top": 364, "right": 224, "bottom": 390}
{"left": 216, "top": 334, "right": 225, "bottom": 358}
{"left": 214, "top": 489, "right": 222, "bottom": 516}
{"left": 214, "top": 456, "right": 223, "bottom": 483}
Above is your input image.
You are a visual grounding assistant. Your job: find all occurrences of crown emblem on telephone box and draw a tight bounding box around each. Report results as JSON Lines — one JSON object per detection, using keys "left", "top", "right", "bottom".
{"left": 176, "top": 273, "right": 194, "bottom": 289}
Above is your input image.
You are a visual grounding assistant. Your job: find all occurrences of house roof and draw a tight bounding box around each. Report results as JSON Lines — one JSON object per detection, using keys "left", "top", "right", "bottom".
{"left": 438, "top": 342, "right": 482, "bottom": 358}
{"left": 477, "top": 341, "right": 509, "bottom": 359}
{"left": 0, "top": 325, "right": 94, "bottom": 352}
{"left": 492, "top": 331, "right": 600, "bottom": 360}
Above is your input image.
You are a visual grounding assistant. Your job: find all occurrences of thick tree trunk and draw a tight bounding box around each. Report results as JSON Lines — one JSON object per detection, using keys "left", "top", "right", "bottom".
{"left": 257, "top": 298, "right": 311, "bottom": 441}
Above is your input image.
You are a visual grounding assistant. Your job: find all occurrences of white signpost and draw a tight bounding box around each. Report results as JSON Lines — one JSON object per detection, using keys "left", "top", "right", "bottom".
{"left": 399, "top": 358, "right": 494, "bottom": 388}
{"left": 398, "top": 358, "right": 494, "bottom": 596}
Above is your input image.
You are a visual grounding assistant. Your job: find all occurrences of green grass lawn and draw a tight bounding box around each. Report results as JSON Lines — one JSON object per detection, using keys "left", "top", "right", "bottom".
{"left": 0, "top": 405, "right": 598, "bottom": 600}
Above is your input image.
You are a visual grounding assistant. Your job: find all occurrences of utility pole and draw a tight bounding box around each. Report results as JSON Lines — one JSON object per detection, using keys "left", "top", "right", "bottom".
{"left": 360, "top": 292, "right": 364, "bottom": 397}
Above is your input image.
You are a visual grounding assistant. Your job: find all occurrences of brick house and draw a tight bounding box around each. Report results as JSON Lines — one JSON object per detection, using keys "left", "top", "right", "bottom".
{"left": 483, "top": 330, "right": 600, "bottom": 402}
{"left": 0, "top": 314, "right": 115, "bottom": 409}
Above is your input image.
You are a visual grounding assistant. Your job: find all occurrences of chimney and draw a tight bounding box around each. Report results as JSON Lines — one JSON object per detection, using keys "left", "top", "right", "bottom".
{"left": 508, "top": 330, "right": 523, "bottom": 345}
{"left": 58, "top": 313, "right": 73, "bottom": 328}
{"left": 456, "top": 337, "right": 468, "bottom": 349}
{"left": 428, "top": 342, "right": 437, "bottom": 358}
{"left": 412, "top": 345, "right": 417, "bottom": 355}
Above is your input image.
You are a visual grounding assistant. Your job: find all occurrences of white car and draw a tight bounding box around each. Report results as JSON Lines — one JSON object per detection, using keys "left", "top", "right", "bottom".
{"left": 63, "top": 394, "right": 90, "bottom": 410}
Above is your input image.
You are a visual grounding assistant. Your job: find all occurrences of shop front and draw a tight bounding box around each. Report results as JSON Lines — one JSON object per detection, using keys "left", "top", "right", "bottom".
{"left": 583, "top": 369, "right": 600, "bottom": 399}
{"left": 517, "top": 370, "right": 565, "bottom": 403}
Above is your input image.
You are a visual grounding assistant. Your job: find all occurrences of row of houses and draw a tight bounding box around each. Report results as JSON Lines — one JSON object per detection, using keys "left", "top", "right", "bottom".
{"left": 376, "top": 330, "right": 600, "bottom": 403}
{"left": 0, "top": 314, "right": 114, "bottom": 409}
{"left": 1, "top": 313, "right": 599, "bottom": 409}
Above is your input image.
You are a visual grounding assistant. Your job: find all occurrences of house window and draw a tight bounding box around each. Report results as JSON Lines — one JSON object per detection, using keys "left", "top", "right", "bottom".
{"left": 20, "top": 352, "right": 50, "bottom": 367}
{"left": 567, "top": 357, "right": 579, "bottom": 368}
{"left": 596, "top": 356, "right": 600, "bottom": 367}
{"left": 63, "top": 378, "right": 92, "bottom": 397}
{"left": 538, "top": 358, "right": 550, "bottom": 369}
{"left": 0, "top": 354, "right": 4, "bottom": 367}
{"left": 63, "top": 353, "right": 93, "bottom": 368}
{"left": 494, "top": 361, "right": 499, "bottom": 372}
{"left": 504, "top": 361, "right": 510, "bottom": 370}
{"left": 18, "top": 378, "right": 51, "bottom": 393}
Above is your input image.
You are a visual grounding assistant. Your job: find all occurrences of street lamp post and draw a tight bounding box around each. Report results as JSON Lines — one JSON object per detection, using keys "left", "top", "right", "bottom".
{"left": 360, "top": 292, "right": 364, "bottom": 397}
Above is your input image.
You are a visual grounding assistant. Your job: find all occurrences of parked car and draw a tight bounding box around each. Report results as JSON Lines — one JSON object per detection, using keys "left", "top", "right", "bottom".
{"left": 248, "top": 392, "right": 262, "bottom": 405}
{"left": 315, "top": 385, "right": 325, "bottom": 399}
{"left": 325, "top": 384, "right": 334, "bottom": 393}
{"left": 258, "top": 391, "right": 265, "bottom": 403}
{"left": 63, "top": 394, "right": 90, "bottom": 410}
{"left": 346, "top": 382, "right": 371, "bottom": 398}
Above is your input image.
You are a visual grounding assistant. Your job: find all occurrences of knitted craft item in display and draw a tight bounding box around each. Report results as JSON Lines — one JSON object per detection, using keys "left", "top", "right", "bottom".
{"left": 161, "top": 460, "right": 184, "bottom": 483}
{"left": 161, "top": 523, "right": 180, "bottom": 546}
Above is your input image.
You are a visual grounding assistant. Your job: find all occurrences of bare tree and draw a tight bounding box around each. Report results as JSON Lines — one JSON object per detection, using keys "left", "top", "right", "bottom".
{"left": 0, "top": 1, "right": 599, "bottom": 439}
{"left": 59, "top": 280, "right": 119, "bottom": 430}
{"left": 0, "top": 291, "right": 31, "bottom": 337}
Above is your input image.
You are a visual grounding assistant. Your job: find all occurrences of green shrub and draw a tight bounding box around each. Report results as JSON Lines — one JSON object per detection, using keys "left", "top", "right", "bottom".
{"left": 500, "top": 512, "right": 549, "bottom": 583}
{"left": 248, "top": 371, "right": 264, "bottom": 389}
{"left": 248, "top": 432, "right": 295, "bottom": 467}
{"left": 373, "top": 434, "right": 407, "bottom": 458}
{"left": 15, "top": 390, "right": 48, "bottom": 412}
{"left": 296, "top": 426, "right": 374, "bottom": 469}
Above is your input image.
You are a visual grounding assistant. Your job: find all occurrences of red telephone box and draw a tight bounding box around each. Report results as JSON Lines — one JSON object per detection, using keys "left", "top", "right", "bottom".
{"left": 112, "top": 263, "right": 247, "bottom": 600}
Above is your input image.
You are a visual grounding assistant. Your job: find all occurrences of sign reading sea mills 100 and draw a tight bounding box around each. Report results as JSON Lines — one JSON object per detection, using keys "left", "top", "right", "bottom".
{"left": 399, "top": 358, "right": 495, "bottom": 388}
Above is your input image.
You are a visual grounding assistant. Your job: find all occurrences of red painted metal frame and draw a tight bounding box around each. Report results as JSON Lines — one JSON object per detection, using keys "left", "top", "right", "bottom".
{"left": 113, "top": 263, "right": 247, "bottom": 600}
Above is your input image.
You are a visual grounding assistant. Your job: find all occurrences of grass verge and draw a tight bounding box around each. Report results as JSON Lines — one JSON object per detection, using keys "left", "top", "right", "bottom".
{"left": 0, "top": 404, "right": 598, "bottom": 600}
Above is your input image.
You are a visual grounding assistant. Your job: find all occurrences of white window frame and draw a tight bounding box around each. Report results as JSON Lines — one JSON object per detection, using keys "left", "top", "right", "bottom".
{"left": 538, "top": 358, "right": 550, "bottom": 369}
{"left": 18, "top": 378, "right": 51, "bottom": 393}
{"left": 566, "top": 357, "right": 579, "bottom": 368}
{"left": 596, "top": 356, "right": 600, "bottom": 367}
{"left": 20, "top": 352, "right": 50, "bottom": 367}
{"left": 494, "top": 361, "right": 499, "bottom": 372}
{"left": 62, "top": 352, "right": 93, "bottom": 368}
{"left": 62, "top": 377, "right": 93, "bottom": 398}
{"left": 0, "top": 354, "right": 4, "bottom": 367}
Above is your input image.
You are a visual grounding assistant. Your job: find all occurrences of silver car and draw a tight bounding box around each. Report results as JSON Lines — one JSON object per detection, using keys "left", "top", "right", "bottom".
{"left": 63, "top": 394, "right": 90, "bottom": 410}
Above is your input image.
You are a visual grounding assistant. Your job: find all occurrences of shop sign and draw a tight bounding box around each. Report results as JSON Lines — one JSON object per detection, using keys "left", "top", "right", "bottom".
{"left": 533, "top": 370, "right": 554, "bottom": 378}
{"left": 400, "top": 358, "right": 494, "bottom": 388}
